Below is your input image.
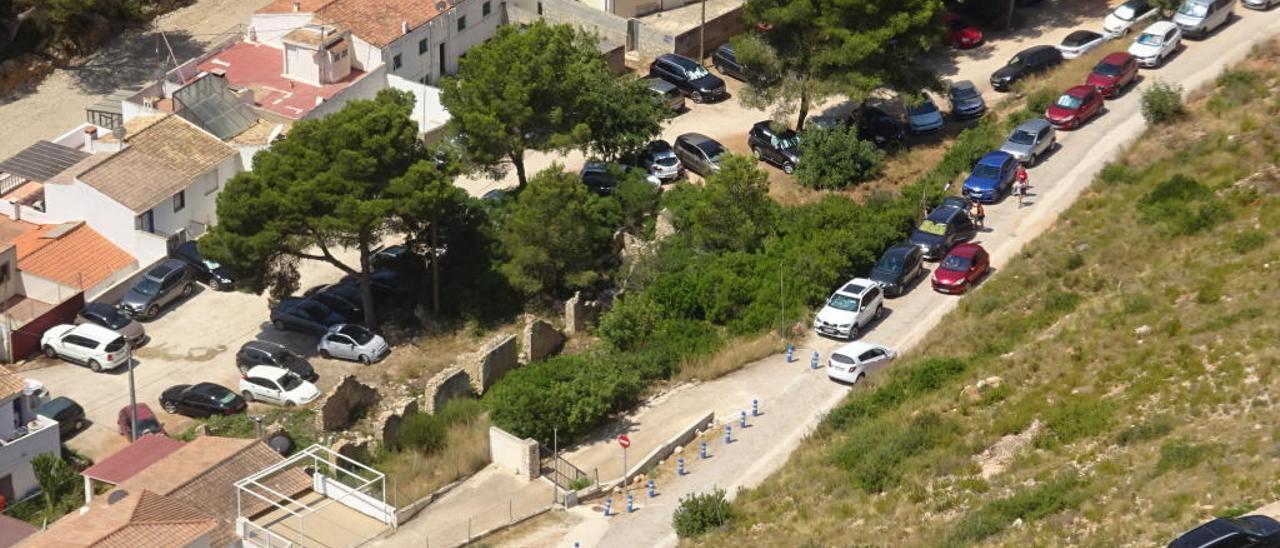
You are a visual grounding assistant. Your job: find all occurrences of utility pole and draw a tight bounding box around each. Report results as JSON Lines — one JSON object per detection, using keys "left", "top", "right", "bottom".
{"left": 699, "top": 0, "right": 707, "bottom": 62}
{"left": 127, "top": 343, "right": 138, "bottom": 442}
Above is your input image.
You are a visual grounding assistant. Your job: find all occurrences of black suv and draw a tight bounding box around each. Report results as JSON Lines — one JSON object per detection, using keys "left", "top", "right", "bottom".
{"left": 712, "top": 43, "right": 746, "bottom": 81}
{"left": 172, "top": 240, "right": 235, "bottom": 291}
{"left": 990, "top": 45, "right": 1064, "bottom": 91}
{"left": 747, "top": 121, "right": 801, "bottom": 174}
{"left": 909, "top": 204, "right": 978, "bottom": 260}
{"left": 1169, "top": 515, "right": 1280, "bottom": 548}
{"left": 869, "top": 242, "right": 926, "bottom": 297}
{"left": 855, "top": 106, "right": 906, "bottom": 149}
{"left": 648, "top": 53, "right": 727, "bottom": 103}
{"left": 235, "top": 340, "right": 317, "bottom": 381}
{"left": 119, "top": 259, "right": 195, "bottom": 320}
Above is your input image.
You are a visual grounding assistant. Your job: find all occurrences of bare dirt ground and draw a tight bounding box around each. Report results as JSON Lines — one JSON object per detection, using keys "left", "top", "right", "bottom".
{"left": 0, "top": 0, "right": 270, "bottom": 159}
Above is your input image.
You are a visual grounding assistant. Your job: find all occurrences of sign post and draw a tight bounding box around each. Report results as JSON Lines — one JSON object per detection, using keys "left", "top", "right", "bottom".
{"left": 618, "top": 434, "right": 631, "bottom": 492}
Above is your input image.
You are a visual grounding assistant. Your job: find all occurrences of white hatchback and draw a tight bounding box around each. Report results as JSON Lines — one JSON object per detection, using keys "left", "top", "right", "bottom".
{"left": 827, "top": 341, "right": 897, "bottom": 384}
{"left": 239, "top": 366, "right": 320, "bottom": 407}
{"left": 40, "top": 323, "right": 131, "bottom": 372}
{"left": 317, "top": 324, "right": 389, "bottom": 364}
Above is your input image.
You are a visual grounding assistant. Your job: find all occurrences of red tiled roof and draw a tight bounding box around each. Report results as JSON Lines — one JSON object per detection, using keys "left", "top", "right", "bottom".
{"left": 83, "top": 435, "right": 187, "bottom": 485}
{"left": 20, "top": 490, "right": 216, "bottom": 548}
{"left": 256, "top": 0, "right": 336, "bottom": 14}
{"left": 0, "top": 514, "right": 38, "bottom": 547}
{"left": 11, "top": 222, "right": 135, "bottom": 290}
{"left": 196, "top": 41, "right": 367, "bottom": 120}
{"left": 318, "top": 0, "right": 450, "bottom": 48}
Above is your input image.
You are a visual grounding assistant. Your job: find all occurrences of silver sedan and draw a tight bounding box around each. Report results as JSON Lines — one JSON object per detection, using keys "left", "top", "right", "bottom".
{"left": 316, "top": 324, "right": 390, "bottom": 364}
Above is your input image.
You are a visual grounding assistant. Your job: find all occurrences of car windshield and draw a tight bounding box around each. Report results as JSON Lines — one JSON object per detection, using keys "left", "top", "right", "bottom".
{"left": 1006, "top": 54, "right": 1024, "bottom": 67}
{"left": 1055, "top": 94, "right": 1083, "bottom": 109}
{"left": 96, "top": 308, "right": 132, "bottom": 329}
{"left": 1009, "top": 129, "right": 1038, "bottom": 145}
{"left": 138, "top": 417, "right": 162, "bottom": 432}
{"left": 202, "top": 258, "right": 222, "bottom": 270}
{"left": 912, "top": 229, "right": 944, "bottom": 245}
{"left": 972, "top": 163, "right": 1003, "bottom": 179}
{"left": 907, "top": 100, "right": 937, "bottom": 116}
{"left": 133, "top": 279, "right": 160, "bottom": 296}
{"left": 105, "top": 337, "right": 126, "bottom": 353}
{"left": 340, "top": 325, "right": 374, "bottom": 345}
{"left": 1065, "top": 33, "right": 1097, "bottom": 47}
{"left": 776, "top": 134, "right": 799, "bottom": 150}
{"left": 830, "top": 353, "right": 856, "bottom": 365}
{"left": 874, "top": 254, "right": 904, "bottom": 274}
{"left": 827, "top": 294, "right": 860, "bottom": 312}
{"left": 1137, "top": 33, "right": 1162, "bottom": 46}
{"left": 1094, "top": 61, "right": 1125, "bottom": 76}
{"left": 653, "top": 154, "right": 679, "bottom": 167}
{"left": 684, "top": 65, "right": 710, "bottom": 80}
{"left": 280, "top": 373, "right": 304, "bottom": 391}
{"left": 1177, "top": 2, "right": 1207, "bottom": 17}
{"left": 917, "top": 219, "right": 948, "bottom": 236}
{"left": 951, "top": 87, "right": 979, "bottom": 101}
{"left": 941, "top": 255, "right": 972, "bottom": 271}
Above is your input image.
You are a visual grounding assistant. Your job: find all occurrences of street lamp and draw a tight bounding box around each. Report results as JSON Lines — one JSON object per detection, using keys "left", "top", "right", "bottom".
{"left": 126, "top": 341, "right": 137, "bottom": 442}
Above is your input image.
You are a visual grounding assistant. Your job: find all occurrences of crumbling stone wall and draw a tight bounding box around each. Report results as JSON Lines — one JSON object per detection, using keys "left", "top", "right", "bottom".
{"left": 423, "top": 367, "right": 473, "bottom": 414}
{"left": 521, "top": 317, "right": 565, "bottom": 363}
{"left": 320, "top": 375, "right": 380, "bottom": 431}
{"left": 466, "top": 334, "right": 518, "bottom": 394}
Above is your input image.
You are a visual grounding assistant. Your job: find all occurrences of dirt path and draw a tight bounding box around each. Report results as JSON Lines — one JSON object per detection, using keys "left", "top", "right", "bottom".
{"left": 0, "top": 0, "right": 270, "bottom": 159}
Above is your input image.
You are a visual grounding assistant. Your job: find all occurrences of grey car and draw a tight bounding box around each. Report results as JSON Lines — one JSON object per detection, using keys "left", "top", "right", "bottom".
{"left": 673, "top": 133, "right": 727, "bottom": 177}
{"left": 947, "top": 81, "right": 987, "bottom": 120}
{"left": 1000, "top": 118, "right": 1056, "bottom": 165}
{"left": 119, "top": 259, "right": 195, "bottom": 321}
{"left": 646, "top": 78, "right": 685, "bottom": 112}
{"left": 76, "top": 302, "right": 146, "bottom": 346}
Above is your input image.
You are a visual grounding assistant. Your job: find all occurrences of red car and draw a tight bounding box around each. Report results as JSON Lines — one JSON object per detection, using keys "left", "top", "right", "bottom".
{"left": 943, "top": 13, "right": 983, "bottom": 49}
{"left": 932, "top": 243, "right": 989, "bottom": 294}
{"left": 118, "top": 403, "right": 165, "bottom": 441}
{"left": 1087, "top": 52, "right": 1138, "bottom": 98}
{"left": 1045, "top": 85, "right": 1104, "bottom": 130}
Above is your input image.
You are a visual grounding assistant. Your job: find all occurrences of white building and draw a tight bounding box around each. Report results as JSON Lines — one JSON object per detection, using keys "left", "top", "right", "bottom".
{"left": 0, "top": 368, "right": 60, "bottom": 506}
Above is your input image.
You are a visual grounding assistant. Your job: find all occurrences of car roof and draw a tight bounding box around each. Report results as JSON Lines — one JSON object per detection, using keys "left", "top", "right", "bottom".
{"left": 1063, "top": 85, "right": 1095, "bottom": 97}
{"left": 716, "top": 43, "right": 734, "bottom": 54}
{"left": 646, "top": 78, "right": 676, "bottom": 92}
{"left": 1120, "top": 0, "right": 1148, "bottom": 8}
{"left": 190, "top": 382, "right": 230, "bottom": 396}
{"left": 242, "top": 340, "right": 286, "bottom": 353}
{"left": 1144, "top": 21, "right": 1177, "bottom": 33}
{"left": 82, "top": 302, "right": 119, "bottom": 317}
{"left": 677, "top": 132, "right": 714, "bottom": 147}
{"left": 835, "top": 278, "right": 877, "bottom": 296}
{"left": 69, "top": 322, "right": 123, "bottom": 341}
{"left": 884, "top": 242, "right": 917, "bottom": 256}
{"left": 949, "top": 80, "right": 977, "bottom": 93}
{"left": 1099, "top": 51, "right": 1134, "bottom": 65}
{"left": 246, "top": 365, "right": 290, "bottom": 379}
{"left": 833, "top": 340, "right": 885, "bottom": 357}
{"left": 1014, "top": 118, "right": 1051, "bottom": 132}
{"left": 148, "top": 259, "right": 187, "bottom": 278}
{"left": 40, "top": 396, "right": 81, "bottom": 413}
{"left": 1021, "top": 44, "right": 1056, "bottom": 55}
{"left": 659, "top": 53, "right": 700, "bottom": 70}
{"left": 927, "top": 204, "right": 965, "bottom": 223}
{"left": 120, "top": 403, "right": 156, "bottom": 420}
{"left": 1064, "top": 30, "right": 1101, "bottom": 43}
{"left": 978, "top": 151, "right": 1013, "bottom": 166}
{"left": 949, "top": 243, "right": 984, "bottom": 258}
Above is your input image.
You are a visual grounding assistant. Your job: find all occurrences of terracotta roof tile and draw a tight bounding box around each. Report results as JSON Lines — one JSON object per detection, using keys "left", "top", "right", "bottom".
{"left": 83, "top": 435, "right": 187, "bottom": 485}
{"left": 257, "top": 0, "right": 336, "bottom": 14}
{"left": 11, "top": 222, "right": 135, "bottom": 289}
{"left": 0, "top": 366, "right": 27, "bottom": 401}
{"left": 318, "top": 0, "right": 450, "bottom": 48}
{"left": 20, "top": 490, "right": 216, "bottom": 548}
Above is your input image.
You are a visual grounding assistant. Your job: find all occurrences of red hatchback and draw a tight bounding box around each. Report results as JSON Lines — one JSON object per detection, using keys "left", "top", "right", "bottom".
{"left": 1046, "top": 85, "right": 1104, "bottom": 130}
{"left": 932, "top": 243, "right": 989, "bottom": 294}
{"left": 943, "top": 13, "right": 983, "bottom": 49}
{"left": 117, "top": 403, "right": 166, "bottom": 441}
{"left": 1087, "top": 52, "right": 1138, "bottom": 98}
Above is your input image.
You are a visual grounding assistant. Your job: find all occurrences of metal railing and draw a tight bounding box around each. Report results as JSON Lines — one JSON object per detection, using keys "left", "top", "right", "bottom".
{"left": 539, "top": 446, "right": 590, "bottom": 492}
{"left": 241, "top": 520, "right": 294, "bottom": 548}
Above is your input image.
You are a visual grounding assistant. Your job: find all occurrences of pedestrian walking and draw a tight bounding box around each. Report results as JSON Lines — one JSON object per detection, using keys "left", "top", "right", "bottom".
{"left": 1016, "top": 164, "right": 1030, "bottom": 190}
{"left": 973, "top": 202, "right": 985, "bottom": 228}
{"left": 1015, "top": 180, "right": 1028, "bottom": 207}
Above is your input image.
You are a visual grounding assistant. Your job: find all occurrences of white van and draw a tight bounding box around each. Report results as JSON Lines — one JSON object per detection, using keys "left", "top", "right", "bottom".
{"left": 1173, "top": 0, "right": 1235, "bottom": 39}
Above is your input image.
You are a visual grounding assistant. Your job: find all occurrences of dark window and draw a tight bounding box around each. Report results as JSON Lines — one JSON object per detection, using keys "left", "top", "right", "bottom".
{"left": 393, "top": 54, "right": 403, "bottom": 70}
{"left": 865, "top": 287, "right": 880, "bottom": 302}
{"left": 418, "top": 38, "right": 428, "bottom": 55}
{"left": 483, "top": 1, "right": 491, "bottom": 16}
{"left": 457, "top": 16, "right": 466, "bottom": 31}
{"left": 857, "top": 350, "right": 878, "bottom": 362}
{"left": 172, "top": 190, "right": 185, "bottom": 212}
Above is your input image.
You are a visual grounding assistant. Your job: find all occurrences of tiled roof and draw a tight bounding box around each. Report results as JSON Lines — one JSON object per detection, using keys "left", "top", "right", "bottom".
{"left": 20, "top": 490, "right": 216, "bottom": 548}
{"left": 0, "top": 141, "right": 90, "bottom": 183}
{"left": 83, "top": 435, "right": 187, "bottom": 485}
{"left": 78, "top": 114, "right": 236, "bottom": 213}
{"left": 11, "top": 222, "right": 135, "bottom": 289}
{"left": 257, "top": 0, "right": 336, "bottom": 14}
{"left": 0, "top": 514, "right": 37, "bottom": 546}
{"left": 0, "top": 366, "right": 27, "bottom": 401}
{"left": 42, "top": 152, "right": 112, "bottom": 187}
{"left": 318, "top": 0, "right": 450, "bottom": 48}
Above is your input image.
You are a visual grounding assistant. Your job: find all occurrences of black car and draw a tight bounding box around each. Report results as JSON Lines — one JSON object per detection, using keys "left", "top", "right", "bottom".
{"left": 371, "top": 245, "right": 414, "bottom": 271}
{"left": 235, "top": 340, "right": 317, "bottom": 381}
{"left": 712, "top": 43, "right": 747, "bottom": 81}
{"left": 579, "top": 161, "right": 659, "bottom": 196}
{"left": 747, "top": 121, "right": 801, "bottom": 174}
{"left": 648, "top": 53, "right": 727, "bottom": 104}
{"left": 1169, "top": 515, "right": 1280, "bottom": 548}
{"left": 909, "top": 204, "right": 979, "bottom": 260}
{"left": 172, "top": 241, "right": 235, "bottom": 291}
{"left": 303, "top": 284, "right": 364, "bottom": 323}
{"left": 76, "top": 302, "right": 146, "bottom": 346}
{"left": 36, "top": 396, "right": 86, "bottom": 439}
{"left": 948, "top": 80, "right": 987, "bottom": 119}
{"left": 869, "top": 242, "right": 926, "bottom": 297}
{"left": 160, "top": 382, "right": 246, "bottom": 418}
{"left": 271, "top": 297, "right": 347, "bottom": 335}
{"left": 990, "top": 45, "right": 1064, "bottom": 91}
{"left": 855, "top": 106, "right": 906, "bottom": 149}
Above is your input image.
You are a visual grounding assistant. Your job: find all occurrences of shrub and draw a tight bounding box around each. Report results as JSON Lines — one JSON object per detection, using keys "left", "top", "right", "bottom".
{"left": 1208, "top": 68, "right": 1266, "bottom": 113}
{"left": 1114, "top": 416, "right": 1174, "bottom": 446}
{"left": 794, "top": 125, "right": 885, "bottom": 190}
{"left": 1141, "top": 80, "right": 1186, "bottom": 125}
{"left": 1229, "top": 229, "right": 1269, "bottom": 254}
{"left": 487, "top": 354, "right": 643, "bottom": 444}
{"left": 1137, "top": 175, "right": 1233, "bottom": 236}
{"left": 673, "top": 488, "right": 732, "bottom": 537}
{"left": 1039, "top": 395, "right": 1113, "bottom": 447}
{"left": 946, "top": 476, "right": 1087, "bottom": 544}
{"left": 1156, "top": 440, "right": 1217, "bottom": 474}
{"left": 1025, "top": 87, "right": 1058, "bottom": 115}
{"left": 834, "top": 412, "right": 960, "bottom": 493}
{"left": 612, "top": 175, "right": 662, "bottom": 234}
{"left": 1097, "top": 162, "right": 1136, "bottom": 186}
{"left": 398, "top": 413, "right": 448, "bottom": 454}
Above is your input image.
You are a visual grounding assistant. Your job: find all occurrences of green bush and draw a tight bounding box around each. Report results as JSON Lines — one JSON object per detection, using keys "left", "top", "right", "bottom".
{"left": 398, "top": 413, "right": 448, "bottom": 454}
{"left": 612, "top": 175, "right": 662, "bottom": 234}
{"left": 1208, "top": 68, "right": 1267, "bottom": 113}
{"left": 1097, "top": 162, "right": 1137, "bottom": 186}
{"left": 1141, "top": 80, "right": 1186, "bottom": 125}
{"left": 946, "top": 476, "right": 1087, "bottom": 545}
{"left": 1025, "top": 87, "right": 1058, "bottom": 115}
{"left": 1156, "top": 440, "right": 1218, "bottom": 474}
{"left": 487, "top": 354, "right": 643, "bottom": 444}
{"left": 834, "top": 412, "right": 960, "bottom": 493}
{"left": 794, "top": 125, "right": 885, "bottom": 190}
{"left": 1137, "top": 175, "right": 1233, "bottom": 236}
{"left": 1039, "top": 395, "right": 1114, "bottom": 447}
{"left": 823, "top": 358, "right": 968, "bottom": 431}
{"left": 673, "top": 488, "right": 733, "bottom": 537}
{"left": 1229, "top": 229, "right": 1269, "bottom": 254}
{"left": 1114, "top": 416, "right": 1174, "bottom": 446}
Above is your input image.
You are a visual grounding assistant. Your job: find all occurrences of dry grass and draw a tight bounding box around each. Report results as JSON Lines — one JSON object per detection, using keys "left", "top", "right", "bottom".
{"left": 674, "top": 333, "right": 786, "bottom": 382}
{"left": 387, "top": 320, "right": 522, "bottom": 384}
{"left": 1014, "top": 37, "right": 1130, "bottom": 99}
{"left": 381, "top": 416, "right": 493, "bottom": 506}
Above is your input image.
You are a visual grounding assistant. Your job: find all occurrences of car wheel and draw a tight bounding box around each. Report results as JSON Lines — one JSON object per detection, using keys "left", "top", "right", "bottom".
{"left": 147, "top": 305, "right": 159, "bottom": 319}
{"left": 319, "top": 349, "right": 331, "bottom": 359}
{"left": 43, "top": 345, "right": 57, "bottom": 358}
{"left": 848, "top": 323, "right": 860, "bottom": 340}
{"left": 163, "top": 401, "right": 177, "bottom": 414}
{"left": 76, "top": 419, "right": 86, "bottom": 430}
{"left": 242, "top": 390, "right": 255, "bottom": 402}
{"left": 856, "top": 373, "right": 866, "bottom": 384}
{"left": 691, "top": 91, "right": 704, "bottom": 103}
{"left": 359, "top": 354, "right": 372, "bottom": 365}
{"left": 273, "top": 320, "right": 286, "bottom": 331}
{"left": 89, "top": 360, "right": 102, "bottom": 373}
{"left": 285, "top": 400, "right": 296, "bottom": 408}
{"left": 752, "top": 147, "right": 762, "bottom": 160}
{"left": 874, "top": 305, "right": 884, "bottom": 320}
{"left": 782, "top": 162, "right": 795, "bottom": 174}
{"left": 181, "top": 283, "right": 193, "bottom": 297}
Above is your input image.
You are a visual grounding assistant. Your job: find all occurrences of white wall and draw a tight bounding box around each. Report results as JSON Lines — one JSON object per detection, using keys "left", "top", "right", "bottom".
{"left": 133, "top": 231, "right": 171, "bottom": 266}
{"left": 312, "top": 474, "right": 395, "bottom": 525}
{"left": 307, "top": 65, "right": 388, "bottom": 119}
{"left": 377, "top": 0, "right": 502, "bottom": 85}
{"left": 250, "top": 13, "right": 315, "bottom": 47}
{"left": 42, "top": 181, "right": 138, "bottom": 258}
{"left": 17, "top": 272, "right": 78, "bottom": 304}
{"left": 0, "top": 410, "right": 60, "bottom": 501}
{"left": 284, "top": 42, "right": 321, "bottom": 85}
{"left": 145, "top": 154, "right": 239, "bottom": 244}
{"left": 488, "top": 426, "right": 538, "bottom": 480}
{"left": 350, "top": 35, "right": 383, "bottom": 72}
{"left": 387, "top": 75, "right": 451, "bottom": 133}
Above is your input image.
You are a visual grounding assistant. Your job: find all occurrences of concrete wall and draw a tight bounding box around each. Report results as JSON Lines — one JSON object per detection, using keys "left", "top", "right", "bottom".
{"left": 320, "top": 375, "right": 380, "bottom": 431}
{"left": 250, "top": 12, "right": 316, "bottom": 47}
{"left": 0, "top": 413, "right": 61, "bottom": 501}
{"left": 284, "top": 42, "right": 321, "bottom": 84}
{"left": 42, "top": 180, "right": 137, "bottom": 259}
{"left": 488, "top": 426, "right": 539, "bottom": 480}
{"left": 423, "top": 367, "right": 472, "bottom": 414}
{"left": 16, "top": 272, "right": 78, "bottom": 304}
{"left": 313, "top": 474, "right": 396, "bottom": 525}
{"left": 620, "top": 411, "right": 713, "bottom": 486}
{"left": 306, "top": 64, "right": 388, "bottom": 120}
{"left": 671, "top": 6, "right": 744, "bottom": 60}
{"left": 387, "top": 75, "right": 451, "bottom": 134}
{"left": 466, "top": 334, "right": 518, "bottom": 394}
{"left": 147, "top": 155, "right": 240, "bottom": 242}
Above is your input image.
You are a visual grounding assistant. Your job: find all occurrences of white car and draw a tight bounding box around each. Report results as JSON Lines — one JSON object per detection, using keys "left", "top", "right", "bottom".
{"left": 239, "top": 366, "right": 320, "bottom": 407}
{"left": 40, "top": 323, "right": 130, "bottom": 372}
{"left": 1104, "top": 0, "right": 1159, "bottom": 36}
{"left": 812, "top": 278, "right": 885, "bottom": 340}
{"left": 1129, "top": 21, "right": 1182, "bottom": 68}
{"left": 317, "top": 324, "right": 389, "bottom": 364}
{"left": 1243, "top": 0, "right": 1280, "bottom": 9}
{"left": 1058, "top": 30, "right": 1109, "bottom": 59}
{"left": 827, "top": 341, "right": 897, "bottom": 384}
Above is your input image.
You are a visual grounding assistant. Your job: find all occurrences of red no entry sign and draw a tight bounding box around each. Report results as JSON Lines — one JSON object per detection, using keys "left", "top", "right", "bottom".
{"left": 618, "top": 434, "right": 631, "bottom": 448}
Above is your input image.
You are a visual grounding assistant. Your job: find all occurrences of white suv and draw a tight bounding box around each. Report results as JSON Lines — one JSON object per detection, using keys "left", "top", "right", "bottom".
{"left": 239, "top": 366, "right": 320, "bottom": 407}
{"left": 827, "top": 341, "right": 897, "bottom": 384}
{"left": 1129, "top": 21, "right": 1182, "bottom": 68}
{"left": 813, "top": 278, "right": 885, "bottom": 340}
{"left": 41, "top": 324, "right": 130, "bottom": 372}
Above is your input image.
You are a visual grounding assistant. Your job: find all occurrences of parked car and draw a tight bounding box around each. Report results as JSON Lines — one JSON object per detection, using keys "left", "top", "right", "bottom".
{"left": 942, "top": 12, "right": 983, "bottom": 49}
{"left": 271, "top": 297, "right": 347, "bottom": 335}
{"left": 906, "top": 96, "right": 944, "bottom": 134}
{"left": 76, "top": 302, "right": 146, "bottom": 346}
{"left": 579, "top": 161, "right": 660, "bottom": 196}
{"left": 648, "top": 53, "right": 727, "bottom": 103}
{"left": 303, "top": 284, "right": 364, "bottom": 323}
{"left": 1058, "top": 30, "right": 1108, "bottom": 59}
{"left": 747, "top": 121, "right": 801, "bottom": 174}
{"left": 712, "top": 43, "right": 747, "bottom": 81}
{"left": 1000, "top": 118, "right": 1056, "bottom": 165}
{"left": 317, "top": 324, "right": 390, "bottom": 364}
{"left": 812, "top": 278, "right": 885, "bottom": 340}
{"left": 646, "top": 78, "right": 686, "bottom": 113}
{"left": 642, "top": 140, "right": 683, "bottom": 182}
{"left": 172, "top": 241, "right": 234, "bottom": 291}
{"left": 119, "top": 259, "right": 195, "bottom": 320}
{"left": 826, "top": 341, "right": 897, "bottom": 384}
{"left": 1169, "top": 515, "right": 1280, "bottom": 547}
{"left": 1088, "top": 52, "right": 1140, "bottom": 97}
{"left": 1172, "top": 0, "right": 1235, "bottom": 39}
{"left": 990, "top": 45, "right": 1063, "bottom": 91}
{"left": 963, "top": 151, "right": 1019, "bottom": 203}
{"left": 910, "top": 204, "right": 979, "bottom": 260}
{"left": 240, "top": 366, "right": 321, "bottom": 407}
{"left": 1104, "top": 0, "right": 1159, "bottom": 36}
{"left": 36, "top": 397, "right": 85, "bottom": 438}
{"left": 338, "top": 269, "right": 415, "bottom": 306}
{"left": 1243, "top": 0, "right": 1280, "bottom": 9}
{"left": 932, "top": 243, "right": 990, "bottom": 294}
{"left": 673, "top": 133, "right": 728, "bottom": 177}
{"left": 1046, "top": 85, "right": 1105, "bottom": 129}
{"left": 161, "top": 382, "right": 245, "bottom": 417}
{"left": 855, "top": 106, "right": 906, "bottom": 148}
{"left": 868, "top": 242, "right": 926, "bottom": 297}
{"left": 236, "top": 340, "right": 317, "bottom": 381}
{"left": 41, "top": 323, "right": 129, "bottom": 372}
{"left": 117, "top": 403, "right": 164, "bottom": 441}
{"left": 370, "top": 244, "right": 416, "bottom": 271}
{"left": 947, "top": 80, "right": 987, "bottom": 120}
{"left": 1130, "top": 21, "right": 1182, "bottom": 68}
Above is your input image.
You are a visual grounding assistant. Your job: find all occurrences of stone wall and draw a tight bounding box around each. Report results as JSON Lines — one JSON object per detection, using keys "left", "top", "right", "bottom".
{"left": 378, "top": 398, "right": 420, "bottom": 448}
{"left": 320, "top": 376, "right": 380, "bottom": 432}
{"left": 671, "top": 6, "right": 744, "bottom": 60}
{"left": 521, "top": 317, "right": 565, "bottom": 363}
{"left": 466, "top": 334, "right": 519, "bottom": 395}
{"left": 489, "top": 426, "right": 540, "bottom": 480}
{"left": 565, "top": 291, "right": 610, "bottom": 334}
{"left": 422, "top": 367, "right": 473, "bottom": 414}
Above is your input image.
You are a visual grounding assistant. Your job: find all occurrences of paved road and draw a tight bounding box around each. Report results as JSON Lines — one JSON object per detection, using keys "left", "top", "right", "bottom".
{"left": 545, "top": 8, "right": 1280, "bottom": 548}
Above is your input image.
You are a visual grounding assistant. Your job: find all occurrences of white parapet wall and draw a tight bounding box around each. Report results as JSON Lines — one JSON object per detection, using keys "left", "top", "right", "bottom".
{"left": 489, "top": 426, "right": 539, "bottom": 480}
{"left": 313, "top": 474, "right": 396, "bottom": 526}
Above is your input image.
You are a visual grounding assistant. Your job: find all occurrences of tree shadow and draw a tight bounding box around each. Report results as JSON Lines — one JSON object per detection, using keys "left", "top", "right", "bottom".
{"left": 65, "top": 29, "right": 206, "bottom": 96}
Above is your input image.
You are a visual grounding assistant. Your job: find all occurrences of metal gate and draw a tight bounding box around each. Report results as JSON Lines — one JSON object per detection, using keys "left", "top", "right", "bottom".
{"left": 539, "top": 445, "right": 591, "bottom": 492}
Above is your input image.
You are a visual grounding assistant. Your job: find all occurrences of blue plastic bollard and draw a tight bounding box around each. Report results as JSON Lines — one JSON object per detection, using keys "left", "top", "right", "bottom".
{"left": 647, "top": 479, "right": 656, "bottom": 497}
{"left": 740, "top": 410, "right": 747, "bottom": 428}
{"left": 700, "top": 441, "right": 708, "bottom": 459}
{"left": 810, "top": 351, "right": 820, "bottom": 370}
{"left": 677, "top": 457, "right": 686, "bottom": 475}
{"left": 725, "top": 424, "right": 733, "bottom": 443}
{"left": 627, "top": 493, "right": 635, "bottom": 513}
{"left": 786, "top": 343, "right": 794, "bottom": 363}
{"left": 604, "top": 498, "right": 612, "bottom": 516}
{"left": 752, "top": 399, "right": 759, "bottom": 416}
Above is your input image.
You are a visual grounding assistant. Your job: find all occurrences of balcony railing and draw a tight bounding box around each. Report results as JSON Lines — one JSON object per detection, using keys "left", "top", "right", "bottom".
{"left": 0, "top": 414, "right": 59, "bottom": 448}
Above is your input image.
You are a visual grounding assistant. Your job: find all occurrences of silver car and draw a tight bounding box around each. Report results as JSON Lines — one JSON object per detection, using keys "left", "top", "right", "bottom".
{"left": 642, "top": 140, "right": 683, "bottom": 182}
{"left": 1000, "top": 118, "right": 1056, "bottom": 165}
{"left": 317, "top": 324, "right": 389, "bottom": 364}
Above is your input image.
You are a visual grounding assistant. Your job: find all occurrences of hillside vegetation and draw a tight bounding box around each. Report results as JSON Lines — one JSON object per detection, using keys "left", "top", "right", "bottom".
{"left": 697, "top": 39, "right": 1280, "bottom": 547}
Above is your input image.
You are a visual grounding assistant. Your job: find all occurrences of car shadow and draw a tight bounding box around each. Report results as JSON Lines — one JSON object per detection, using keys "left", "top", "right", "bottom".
{"left": 138, "top": 284, "right": 208, "bottom": 324}
{"left": 253, "top": 324, "right": 325, "bottom": 359}
{"left": 925, "top": 0, "right": 1115, "bottom": 79}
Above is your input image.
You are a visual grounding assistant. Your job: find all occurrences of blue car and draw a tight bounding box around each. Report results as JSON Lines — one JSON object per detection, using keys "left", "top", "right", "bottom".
{"left": 963, "top": 151, "right": 1018, "bottom": 203}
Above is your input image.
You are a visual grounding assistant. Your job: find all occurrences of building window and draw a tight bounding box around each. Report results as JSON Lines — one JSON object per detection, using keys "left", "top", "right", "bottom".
{"left": 173, "top": 190, "right": 185, "bottom": 212}
{"left": 483, "top": 1, "right": 491, "bottom": 16}
{"left": 419, "top": 38, "right": 428, "bottom": 55}
{"left": 393, "top": 54, "right": 403, "bottom": 70}
{"left": 457, "top": 16, "right": 466, "bottom": 31}
{"left": 202, "top": 171, "right": 219, "bottom": 195}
